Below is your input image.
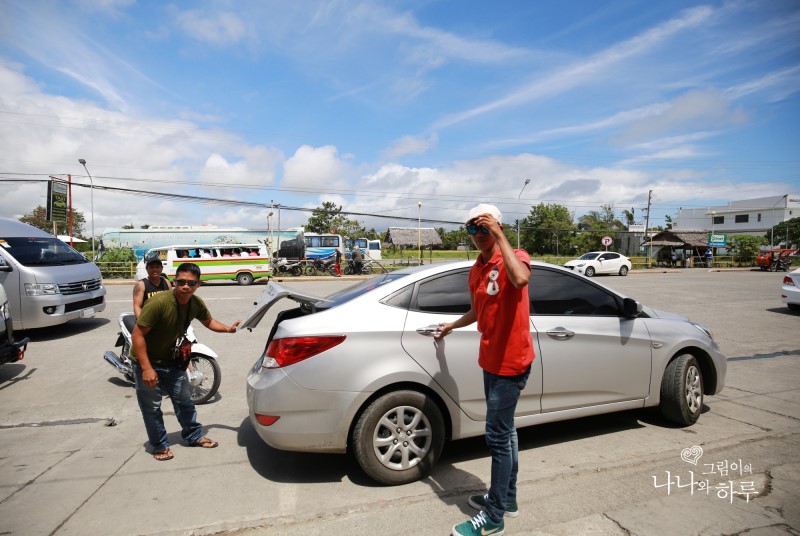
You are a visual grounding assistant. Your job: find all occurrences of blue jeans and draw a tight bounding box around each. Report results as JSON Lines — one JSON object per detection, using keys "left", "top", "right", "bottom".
{"left": 483, "top": 366, "right": 531, "bottom": 522}
{"left": 134, "top": 363, "right": 204, "bottom": 451}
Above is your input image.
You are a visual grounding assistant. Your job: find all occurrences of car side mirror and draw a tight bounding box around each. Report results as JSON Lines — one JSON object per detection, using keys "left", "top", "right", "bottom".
{"left": 622, "top": 297, "right": 642, "bottom": 318}
{"left": 0, "top": 258, "right": 10, "bottom": 272}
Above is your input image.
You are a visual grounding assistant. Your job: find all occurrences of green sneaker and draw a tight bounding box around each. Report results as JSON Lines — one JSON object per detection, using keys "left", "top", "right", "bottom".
{"left": 452, "top": 511, "right": 504, "bottom": 536}
{"left": 468, "top": 493, "right": 519, "bottom": 518}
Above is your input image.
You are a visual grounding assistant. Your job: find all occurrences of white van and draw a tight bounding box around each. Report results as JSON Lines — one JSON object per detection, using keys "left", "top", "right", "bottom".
{"left": 0, "top": 219, "right": 106, "bottom": 330}
{"left": 136, "top": 243, "right": 271, "bottom": 285}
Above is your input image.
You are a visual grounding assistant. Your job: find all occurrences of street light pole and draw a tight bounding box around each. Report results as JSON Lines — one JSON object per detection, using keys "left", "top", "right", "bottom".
{"left": 418, "top": 201, "right": 422, "bottom": 265}
{"left": 517, "top": 178, "right": 531, "bottom": 249}
{"left": 78, "top": 159, "right": 95, "bottom": 260}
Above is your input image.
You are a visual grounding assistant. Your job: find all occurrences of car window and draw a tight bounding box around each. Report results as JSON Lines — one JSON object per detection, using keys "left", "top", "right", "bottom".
{"left": 579, "top": 253, "right": 600, "bottom": 260}
{"left": 602, "top": 253, "right": 620, "bottom": 260}
{"left": 320, "top": 272, "right": 410, "bottom": 309}
{"left": 530, "top": 267, "right": 620, "bottom": 316}
{"left": 413, "top": 270, "right": 471, "bottom": 314}
{"left": 382, "top": 284, "right": 413, "bottom": 309}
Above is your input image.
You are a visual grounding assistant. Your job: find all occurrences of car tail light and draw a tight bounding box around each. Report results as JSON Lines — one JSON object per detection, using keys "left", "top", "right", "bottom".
{"left": 784, "top": 276, "right": 794, "bottom": 286}
{"left": 262, "top": 336, "right": 346, "bottom": 368}
{"left": 255, "top": 414, "right": 280, "bottom": 426}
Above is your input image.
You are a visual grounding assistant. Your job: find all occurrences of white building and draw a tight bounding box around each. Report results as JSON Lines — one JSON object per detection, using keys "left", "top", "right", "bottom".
{"left": 672, "top": 195, "right": 799, "bottom": 245}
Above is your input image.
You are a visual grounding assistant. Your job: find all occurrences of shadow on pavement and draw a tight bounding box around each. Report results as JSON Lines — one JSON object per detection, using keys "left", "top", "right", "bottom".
{"left": 0, "top": 363, "right": 36, "bottom": 390}
{"left": 20, "top": 317, "right": 110, "bottom": 341}
{"left": 236, "top": 417, "right": 377, "bottom": 486}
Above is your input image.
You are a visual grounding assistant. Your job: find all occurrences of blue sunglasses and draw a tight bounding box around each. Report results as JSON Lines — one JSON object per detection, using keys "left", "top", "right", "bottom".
{"left": 466, "top": 223, "right": 489, "bottom": 235}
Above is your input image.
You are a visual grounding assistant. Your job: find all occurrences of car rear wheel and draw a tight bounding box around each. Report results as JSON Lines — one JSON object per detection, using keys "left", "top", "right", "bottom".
{"left": 660, "top": 354, "right": 703, "bottom": 425}
{"left": 236, "top": 272, "right": 254, "bottom": 285}
{"left": 584, "top": 266, "right": 595, "bottom": 277}
{"left": 619, "top": 265, "right": 629, "bottom": 276}
{"left": 352, "top": 390, "right": 445, "bottom": 485}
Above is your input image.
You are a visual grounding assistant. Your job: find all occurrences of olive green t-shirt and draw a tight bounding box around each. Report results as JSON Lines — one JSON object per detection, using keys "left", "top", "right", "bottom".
{"left": 131, "top": 290, "right": 211, "bottom": 366}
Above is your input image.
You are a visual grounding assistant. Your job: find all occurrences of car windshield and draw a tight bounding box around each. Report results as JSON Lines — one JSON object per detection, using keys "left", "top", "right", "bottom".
{"left": 0, "top": 236, "right": 87, "bottom": 266}
{"left": 579, "top": 253, "right": 600, "bottom": 260}
{"left": 317, "top": 272, "right": 411, "bottom": 309}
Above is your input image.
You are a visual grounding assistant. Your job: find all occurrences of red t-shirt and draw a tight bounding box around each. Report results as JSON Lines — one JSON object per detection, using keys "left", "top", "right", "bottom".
{"left": 469, "top": 248, "right": 535, "bottom": 376}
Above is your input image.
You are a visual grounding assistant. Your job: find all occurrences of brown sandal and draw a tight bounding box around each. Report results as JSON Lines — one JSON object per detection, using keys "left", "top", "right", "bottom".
{"left": 153, "top": 448, "right": 174, "bottom": 461}
{"left": 191, "top": 437, "right": 218, "bottom": 448}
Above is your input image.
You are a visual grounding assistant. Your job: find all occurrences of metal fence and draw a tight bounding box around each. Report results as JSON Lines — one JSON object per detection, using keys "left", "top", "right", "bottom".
{"left": 96, "top": 261, "right": 138, "bottom": 279}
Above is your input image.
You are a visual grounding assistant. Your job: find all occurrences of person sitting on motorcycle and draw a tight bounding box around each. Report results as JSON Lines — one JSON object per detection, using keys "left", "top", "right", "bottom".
{"left": 131, "top": 263, "right": 242, "bottom": 461}
{"left": 133, "top": 255, "right": 171, "bottom": 318}
{"left": 352, "top": 247, "right": 363, "bottom": 274}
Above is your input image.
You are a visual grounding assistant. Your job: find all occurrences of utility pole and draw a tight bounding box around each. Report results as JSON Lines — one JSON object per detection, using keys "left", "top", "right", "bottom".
{"left": 644, "top": 190, "right": 653, "bottom": 268}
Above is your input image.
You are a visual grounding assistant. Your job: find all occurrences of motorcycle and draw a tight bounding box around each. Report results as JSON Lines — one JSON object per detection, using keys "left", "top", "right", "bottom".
{"left": 103, "top": 312, "right": 221, "bottom": 404}
{"left": 274, "top": 257, "right": 303, "bottom": 276}
{"left": 304, "top": 255, "right": 337, "bottom": 276}
{"left": 770, "top": 257, "right": 791, "bottom": 272}
{"left": 344, "top": 258, "right": 374, "bottom": 275}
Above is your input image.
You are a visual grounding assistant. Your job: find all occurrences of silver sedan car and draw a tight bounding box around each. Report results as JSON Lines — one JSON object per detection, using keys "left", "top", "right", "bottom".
{"left": 242, "top": 261, "right": 726, "bottom": 485}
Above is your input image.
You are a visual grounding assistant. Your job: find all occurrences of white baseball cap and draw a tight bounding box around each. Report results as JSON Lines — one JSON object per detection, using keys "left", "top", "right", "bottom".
{"left": 466, "top": 203, "right": 502, "bottom": 224}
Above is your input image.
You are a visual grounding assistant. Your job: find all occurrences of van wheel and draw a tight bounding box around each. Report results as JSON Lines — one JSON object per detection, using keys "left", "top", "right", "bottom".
{"left": 236, "top": 272, "right": 254, "bottom": 286}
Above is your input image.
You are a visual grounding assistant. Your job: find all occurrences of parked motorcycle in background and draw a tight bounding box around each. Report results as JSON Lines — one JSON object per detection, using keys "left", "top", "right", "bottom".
{"left": 103, "top": 312, "right": 221, "bottom": 404}
{"left": 274, "top": 258, "right": 303, "bottom": 276}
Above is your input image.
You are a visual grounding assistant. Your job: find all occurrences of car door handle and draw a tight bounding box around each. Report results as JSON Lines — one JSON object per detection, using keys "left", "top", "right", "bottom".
{"left": 546, "top": 328, "right": 575, "bottom": 339}
{"left": 416, "top": 325, "right": 442, "bottom": 337}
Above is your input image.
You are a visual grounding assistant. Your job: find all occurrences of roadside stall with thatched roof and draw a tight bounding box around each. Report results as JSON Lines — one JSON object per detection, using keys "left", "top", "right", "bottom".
{"left": 643, "top": 230, "right": 709, "bottom": 267}
{"left": 386, "top": 227, "right": 443, "bottom": 264}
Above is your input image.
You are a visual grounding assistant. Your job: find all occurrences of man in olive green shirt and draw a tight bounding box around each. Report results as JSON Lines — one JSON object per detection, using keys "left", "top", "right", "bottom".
{"left": 131, "top": 263, "right": 241, "bottom": 461}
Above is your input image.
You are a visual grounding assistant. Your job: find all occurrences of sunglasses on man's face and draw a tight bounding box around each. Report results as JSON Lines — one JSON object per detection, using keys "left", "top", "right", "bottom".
{"left": 175, "top": 279, "right": 199, "bottom": 287}
{"left": 465, "top": 223, "right": 490, "bottom": 235}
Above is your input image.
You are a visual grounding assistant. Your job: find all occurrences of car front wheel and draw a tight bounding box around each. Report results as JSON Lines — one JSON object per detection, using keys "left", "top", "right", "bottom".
{"left": 352, "top": 390, "right": 445, "bottom": 485}
{"left": 619, "top": 265, "right": 629, "bottom": 276}
{"left": 660, "top": 354, "right": 703, "bottom": 425}
{"left": 584, "top": 266, "right": 595, "bottom": 277}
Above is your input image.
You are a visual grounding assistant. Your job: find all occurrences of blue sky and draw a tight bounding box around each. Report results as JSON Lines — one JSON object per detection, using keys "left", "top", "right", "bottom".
{"left": 0, "top": 0, "right": 798, "bottom": 235}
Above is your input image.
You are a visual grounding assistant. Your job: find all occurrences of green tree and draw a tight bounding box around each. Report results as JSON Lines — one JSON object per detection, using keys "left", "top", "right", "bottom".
{"left": 95, "top": 247, "right": 137, "bottom": 278}
{"left": 20, "top": 205, "right": 87, "bottom": 238}
{"left": 728, "top": 235, "right": 767, "bottom": 265}
{"left": 305, "top": 202, "right": 350, "bottom": 234}
{"left": 520, "top": 203, "right": 575, "bottom": 255}
{"left": 766, "top": 217, "right": 800, "bottom": 248}
{"left": 574, "top": 204, "right": 625, "bottom": 252}
{"left": 622, "top": 208, "right": 636, "bottom": 227}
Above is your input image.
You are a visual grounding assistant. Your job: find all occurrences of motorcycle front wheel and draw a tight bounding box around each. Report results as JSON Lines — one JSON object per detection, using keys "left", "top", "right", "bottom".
{"left": 188, "top": 355, "right": 221, "bottom": 405}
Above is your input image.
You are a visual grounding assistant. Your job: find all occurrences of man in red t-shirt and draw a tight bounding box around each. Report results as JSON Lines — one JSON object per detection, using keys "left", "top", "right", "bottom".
{"left": 437, "top": 203, "right": 534, "bottom": 536}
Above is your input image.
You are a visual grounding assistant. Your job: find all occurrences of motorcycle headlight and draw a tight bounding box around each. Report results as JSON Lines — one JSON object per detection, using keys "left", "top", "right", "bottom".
{"left": 25, "top": 283, "right": 61, "bottom": 296}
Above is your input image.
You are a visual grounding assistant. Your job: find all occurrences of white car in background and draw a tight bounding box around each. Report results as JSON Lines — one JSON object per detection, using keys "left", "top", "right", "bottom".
{"left": 565, "top": 251, "right": 632, "bottom": 277}
{"left": 781, "top": 268, "right": 800, "bottom": 312}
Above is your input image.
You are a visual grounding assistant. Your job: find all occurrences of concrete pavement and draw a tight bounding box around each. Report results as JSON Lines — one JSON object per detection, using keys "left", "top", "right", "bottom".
{"left": 1, "top": 270, "right": 798, "bottom": 536}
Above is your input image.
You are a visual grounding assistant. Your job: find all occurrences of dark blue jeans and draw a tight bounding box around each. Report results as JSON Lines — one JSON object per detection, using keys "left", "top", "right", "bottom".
{"left": 134, "top": 363, "right": 204, "bottom": 451}
{"left": 483, "top": 366, "right": 531, "bottom": 522}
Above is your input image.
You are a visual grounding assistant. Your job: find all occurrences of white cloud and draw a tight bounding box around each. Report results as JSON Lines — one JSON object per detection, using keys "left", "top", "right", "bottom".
{"left": 282, "top": 145, "right": 352, "bottom": 190}
{"left": 176, "top": 10, "right": 248, "bottom": 46}
{"left": 618, "top": 88, "right": 747, "bottom": 145}
{"left": 434, "top": 5, "right": 715, "bottom": 129}
{"left": 0, "top": 62, "right": 284, "bottom": 232}
{"left": 383, "top": 132, "right": 438, "bottom": 158}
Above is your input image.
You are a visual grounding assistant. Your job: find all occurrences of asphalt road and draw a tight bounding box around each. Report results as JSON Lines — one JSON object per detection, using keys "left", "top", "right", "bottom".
{"left": 0, "top": 268, "right": 798, "bottom": 536}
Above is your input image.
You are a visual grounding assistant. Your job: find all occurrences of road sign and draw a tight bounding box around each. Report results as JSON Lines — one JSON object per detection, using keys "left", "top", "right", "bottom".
{"left": 708, "top": 234, "right": 726, "bottom": 247}
{"left": 601, "top": 236, "right": 613, "bottom": 246}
